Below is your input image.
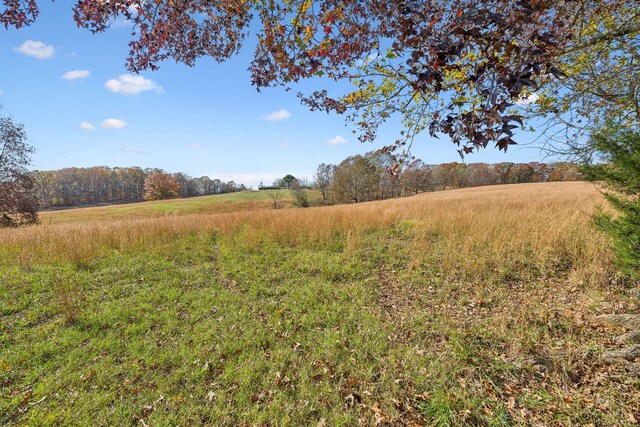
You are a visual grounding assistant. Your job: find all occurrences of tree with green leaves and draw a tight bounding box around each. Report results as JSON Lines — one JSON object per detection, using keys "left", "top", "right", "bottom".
{"left": 0, "top": 108, "right": 39, "bottom": 227}
{"left": 582, "top": 127, "right": 640, "bottom": 281}
{"left": 279, "top": 174, "right": 297, "bottom": 189}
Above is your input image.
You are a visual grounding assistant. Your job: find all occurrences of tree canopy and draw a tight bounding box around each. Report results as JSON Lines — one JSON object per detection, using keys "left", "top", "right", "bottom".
{"left": 3, "top": 1, "right": 639, "bottom": 155}
{"left": 143, "top": 172, "right": 180, "bottom": 201}
{"left": 0, "top": 107, "right": 39, "bottom": 227}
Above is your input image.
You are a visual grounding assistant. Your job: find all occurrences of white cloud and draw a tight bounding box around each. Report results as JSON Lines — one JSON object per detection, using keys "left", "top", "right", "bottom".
{"left": 356, "top": 53, "right": 379, "bottom": 67}
{"left": 111, "top": 17, "right": 133, "bottom": 28}
{"left": 326, "top": 135, "right": 347, "bottom": 146}
{"left": 279, "top": 143, "right": 289, "bottom": 148}
{"left": 105, "top": 74, "right": 163, "bottom": 95}
{"left": 79, "top": 121, "right": 95, "bottom": 131}
{"left": 101, "top": 118, "right": 128, "bottom": 129}
{"left": 122, "top": 147, "right": 146, "bottom": 154}
{"left": 516, "top": 92, "right": 540, "bottom": 106}
{"left": 62, "top": 70, "right": 90, "bottom": 81}
{"left": 191, "top": 144, "right": 202, "bottom": 150}
{"left": 0, "top": 89, "right": 3, "bottom": 96}
{"left": 15, "top": 40, "right": 55, "bottom": 59}
{"left": 262, "top": 109, "right": 291, "bottom": 122}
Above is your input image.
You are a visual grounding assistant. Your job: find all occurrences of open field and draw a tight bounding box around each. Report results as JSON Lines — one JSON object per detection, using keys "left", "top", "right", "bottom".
{"left": 38, "top": 190, "right": 308, "bottom": 225}
{"left": 2, "top": 182, "right": 639, "bottom": 425}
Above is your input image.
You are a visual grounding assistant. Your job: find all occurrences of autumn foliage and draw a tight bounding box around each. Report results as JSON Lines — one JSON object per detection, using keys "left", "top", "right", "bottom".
{"left": 143, "top": 172, "right": 180, "bottom": 201}
{"left": 3, "top": 1, "right": 638, "bottom": 154}
{"left": 31, "top": 166, "right": 243, "bottom": 209}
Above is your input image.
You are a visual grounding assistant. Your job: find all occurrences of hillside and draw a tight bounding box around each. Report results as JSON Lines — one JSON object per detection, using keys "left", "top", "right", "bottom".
{"left": 1, "top": 182, "right": 638, "bottom": 425}
{"left": 37, "top": 189, "right": 304, "bottom": 225}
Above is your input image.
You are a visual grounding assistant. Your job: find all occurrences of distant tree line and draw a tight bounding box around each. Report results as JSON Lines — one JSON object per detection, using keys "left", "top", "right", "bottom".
{"left": 315, "top": 152, "right": 582, "bottom": 205}
{"left": 32, "top": 166, "right": 246, "bottom": 208}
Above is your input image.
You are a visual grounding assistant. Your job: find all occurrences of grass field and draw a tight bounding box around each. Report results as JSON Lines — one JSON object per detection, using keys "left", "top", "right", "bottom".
{"left": 1, "top": 182, "right": 639, "bottom": 426}
{"left": 38, "top": 190, "right": 304, "bottom": 225}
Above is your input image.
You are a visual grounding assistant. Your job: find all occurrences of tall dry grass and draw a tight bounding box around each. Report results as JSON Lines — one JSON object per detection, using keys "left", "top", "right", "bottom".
{"left": 0, "top": 182, "right": 612, "bottom": 285}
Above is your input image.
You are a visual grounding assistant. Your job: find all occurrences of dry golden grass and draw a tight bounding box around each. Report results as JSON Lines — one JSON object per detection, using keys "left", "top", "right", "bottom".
{"left": 5, "top": 181, "right": 638, "bottom": 426}
{"left": 0, "top": 182, "right": 611, "bottom": 287}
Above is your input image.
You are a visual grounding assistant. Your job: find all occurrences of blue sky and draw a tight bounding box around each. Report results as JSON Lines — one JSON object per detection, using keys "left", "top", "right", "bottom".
{"left": 1, "top": 3, "right": 553, "bottom": 188}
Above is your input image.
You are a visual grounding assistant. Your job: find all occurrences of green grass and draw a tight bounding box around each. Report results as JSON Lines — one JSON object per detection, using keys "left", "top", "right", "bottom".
{"left": 2, "top": 232, "right": 403, "bottom": 425}
{"left": 2, "top": 229, "right": 637, "bottom": 426}
{"left": 40, "top": 190, "right": 317, "bottom": 224}
{"left": 2, "top": 183, "right": 639, "bottom": 425}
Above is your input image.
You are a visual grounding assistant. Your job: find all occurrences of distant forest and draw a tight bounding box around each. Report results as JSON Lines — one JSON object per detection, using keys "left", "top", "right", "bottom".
{"left": 313, "top": 151, "right": 583, "bottom": 205}
{"left": 32, "top": 155, "right": 582, "bottom": 209}
{"left": 32, "top": 167, "right": 246, "bottom": 209}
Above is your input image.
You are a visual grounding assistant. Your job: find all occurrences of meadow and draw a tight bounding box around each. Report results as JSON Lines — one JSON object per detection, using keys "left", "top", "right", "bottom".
{"left": 1, "top": 182, "right": 639, "bottom": 426}
{"left": 36, "top": 190, "right": 302, "bottom": 225}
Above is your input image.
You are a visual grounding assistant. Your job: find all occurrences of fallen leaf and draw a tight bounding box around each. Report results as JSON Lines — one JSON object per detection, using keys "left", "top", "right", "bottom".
{"left": 344, "top": 392, "right": 362, "bottom": 408}
{"left": 80, "top": 369, "right": 96, "bottom": 383}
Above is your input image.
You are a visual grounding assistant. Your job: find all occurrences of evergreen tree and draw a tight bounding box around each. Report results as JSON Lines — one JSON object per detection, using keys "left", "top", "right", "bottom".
{"left": 582, "top": 126, "right": 640, "bottom": 280}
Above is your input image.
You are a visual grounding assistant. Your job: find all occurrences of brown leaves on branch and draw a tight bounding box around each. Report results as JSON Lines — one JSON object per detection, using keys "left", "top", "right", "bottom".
{"left": 0, "top": 0, "right": 39, "bottom": 29}
{"left": 72, "top": 0, "right": 252, "bottom": 72}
